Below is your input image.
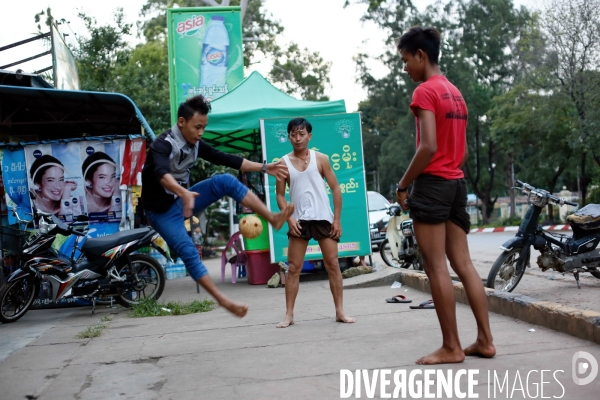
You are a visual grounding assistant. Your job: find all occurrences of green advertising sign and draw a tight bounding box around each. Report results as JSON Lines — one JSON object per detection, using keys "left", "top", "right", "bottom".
{"left": 167, "top": 7, "right": 244, "bottom": 125}
{"left": 261, "top": 113, "right": 371, "bottom": 263}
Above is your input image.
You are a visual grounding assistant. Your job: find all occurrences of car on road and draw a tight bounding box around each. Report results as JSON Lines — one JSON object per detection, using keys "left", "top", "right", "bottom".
{"left": 368, "top": 191, "right": 390, "bottom": 248}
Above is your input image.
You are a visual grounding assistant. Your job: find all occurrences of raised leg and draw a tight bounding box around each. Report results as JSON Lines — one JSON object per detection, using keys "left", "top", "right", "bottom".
{"left": 240, "top": 191, "right": 294, "bottom": 230}
{"left": 196, "top": 275, "right": 248, "bottom": 318}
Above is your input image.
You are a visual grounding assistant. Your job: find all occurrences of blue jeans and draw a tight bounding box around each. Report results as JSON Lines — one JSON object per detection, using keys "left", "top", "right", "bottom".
{"left": 145, "top": 174, "right": 248, "bottom": 281}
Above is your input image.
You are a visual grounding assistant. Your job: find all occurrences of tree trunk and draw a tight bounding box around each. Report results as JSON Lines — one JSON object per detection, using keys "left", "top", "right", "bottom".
{"left": 546, "top": 162, "right": 565, "bottom": 224}
{"left": 581, "top": 152, "right": 589, "bottom": 206}
{"left": 509, "top": 154, "right": 516, "bottom": 219}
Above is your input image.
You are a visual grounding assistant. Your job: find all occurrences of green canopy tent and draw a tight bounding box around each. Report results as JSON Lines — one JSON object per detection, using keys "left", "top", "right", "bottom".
{"left": 202, "top": 71, "right": 347, "bottom": 153}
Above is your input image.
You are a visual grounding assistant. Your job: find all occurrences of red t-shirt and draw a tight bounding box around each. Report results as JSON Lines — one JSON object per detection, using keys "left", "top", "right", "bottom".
{"left": 410, "top": 75, "right": 467, "bottom": 179}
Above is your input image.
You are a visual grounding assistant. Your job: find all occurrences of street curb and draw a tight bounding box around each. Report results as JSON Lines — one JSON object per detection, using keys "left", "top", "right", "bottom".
{"left": 344, "top": 268, "right": 600, "bottom": 344}
{"left": 470, "top": 225, "right": 571, "bottom": 233}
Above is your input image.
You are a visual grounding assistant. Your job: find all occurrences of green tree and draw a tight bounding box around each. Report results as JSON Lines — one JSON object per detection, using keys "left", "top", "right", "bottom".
{"left": 75, "top": 9, "right": 133, "bottom": 92}
{"left": 488, "top": 84, "right": 579, "bottom": 221}
{"left": 538, "top": 0, "right": 600, "bottom": 205}
{"left": 269, "top": 43, "right": 331, "bottom": 101}
{"left": 350, "top": 0, "right": 531, "bottom": 223}
{"left": 447, "top": 0, "right": 531, "bottom": 223}
{"left": 114, "top": 41, "right": 171, "bottom": 133}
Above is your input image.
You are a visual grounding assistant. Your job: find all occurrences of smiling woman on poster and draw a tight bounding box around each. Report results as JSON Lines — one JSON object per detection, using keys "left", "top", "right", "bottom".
{"left": 29, "top": 155, "right": 77, "bottom": 215}
{"left": 82, "top": 152, "right": 121, "bottom": 214}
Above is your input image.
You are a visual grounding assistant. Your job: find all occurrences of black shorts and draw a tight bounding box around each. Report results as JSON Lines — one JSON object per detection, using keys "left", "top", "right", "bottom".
{"left": 287, "top": 220, "right": 339, "bottom": 242}
{"left": 407, "top": 174, "right": 471, "bottom": 234}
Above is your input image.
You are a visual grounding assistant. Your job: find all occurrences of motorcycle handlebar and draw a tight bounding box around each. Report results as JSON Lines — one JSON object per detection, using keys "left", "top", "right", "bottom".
{"left": 515, "top": 181, "right": 578, "bottom": 207}
{"left": 387, "top": 204, "right": 402, "bottom": 216}
{"left": 11, "top": 206, "right": 33, "bottom": 226}
{"left": 69, "top": 227, "right": 87, "bottom": 237}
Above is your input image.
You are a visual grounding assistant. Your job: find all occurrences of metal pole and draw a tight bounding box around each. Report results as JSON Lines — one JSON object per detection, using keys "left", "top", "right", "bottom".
{"left": 510, "top": 154, "right": 516, "bottom": 219}
{"left": 0, "top": 32, "right": 50, "bottom": 52}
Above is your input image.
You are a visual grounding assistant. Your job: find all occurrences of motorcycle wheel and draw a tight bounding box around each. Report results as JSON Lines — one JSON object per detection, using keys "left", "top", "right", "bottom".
{"left": 0, "top": 276, "right": 38, "bottom": 323}
{"left": 379, "top": 239, "right": 402, "bottom": 268}
{"left": 590, "top": 271, "right": 600, "bottom": 279}
{"left": 486, "top": 247, "right": 527, "bottom": 292}
{"left": 114, "top": 254, "right": 166, "bottom": 308}
{"left": 408, "top": 245, "right": 424, "bottom": 271}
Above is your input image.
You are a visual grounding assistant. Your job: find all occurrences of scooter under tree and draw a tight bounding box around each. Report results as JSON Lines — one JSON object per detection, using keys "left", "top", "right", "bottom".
{"left": 485, "top": 180, "right": 600, "bottom": 292}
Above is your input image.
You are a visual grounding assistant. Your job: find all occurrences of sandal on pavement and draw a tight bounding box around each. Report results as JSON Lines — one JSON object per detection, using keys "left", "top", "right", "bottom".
{"left": 409, "top": 299, "right": 435, "bottom": 309}
{"left": 385, "top": 295, "right": 412, "bottom": 303}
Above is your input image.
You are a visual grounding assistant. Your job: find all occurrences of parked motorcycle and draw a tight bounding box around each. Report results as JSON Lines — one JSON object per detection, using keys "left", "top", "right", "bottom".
{"left": 379, "top": 203, "right": 423, "bottom": 270}
{"left": 485, "top": 180, "right": 598, "bottom": 292}
{"left": 0, "top": 208, "right": 169, "bottom": 323}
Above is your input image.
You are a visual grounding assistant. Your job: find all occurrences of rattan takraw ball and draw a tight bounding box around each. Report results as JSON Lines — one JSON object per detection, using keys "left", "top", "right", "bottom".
{"left": 239, "top": 215, "right": 263, "bottom": 239}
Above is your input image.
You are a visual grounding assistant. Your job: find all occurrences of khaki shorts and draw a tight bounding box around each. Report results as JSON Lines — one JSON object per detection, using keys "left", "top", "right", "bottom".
{"left": 288, "top": 220, "right": 339, "bottom": 242}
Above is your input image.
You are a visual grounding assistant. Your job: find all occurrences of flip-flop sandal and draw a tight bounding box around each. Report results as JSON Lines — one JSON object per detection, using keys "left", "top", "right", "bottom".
{"left": 409, "top": 299, "right": 435, "bottom": 309}
{"left": 385, "top": 295, "right": 412, "bottom": 303}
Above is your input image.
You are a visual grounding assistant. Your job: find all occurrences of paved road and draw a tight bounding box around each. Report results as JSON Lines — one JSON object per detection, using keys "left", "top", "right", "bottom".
{"left": 1, "top": 262, "right": 600, "bottom": 400}
{"left": 468, "top": 232, "right": 600, "bottom": 313}
{"left": 374, "top": 231, "right": 600, "bottom": 313}
{"left": 3, "top": 231, "right": 599, "bottom": 373}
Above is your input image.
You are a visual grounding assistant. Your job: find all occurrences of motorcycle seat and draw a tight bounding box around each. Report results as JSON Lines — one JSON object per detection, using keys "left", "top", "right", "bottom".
{"left": 82, "top": 228, "right": 151, "bottom": 256}
{"left": 567, "top": 204, "right": 600, "bottom": 230}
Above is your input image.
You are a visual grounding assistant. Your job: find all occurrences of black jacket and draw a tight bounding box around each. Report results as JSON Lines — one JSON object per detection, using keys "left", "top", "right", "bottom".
{"left": 141, "top": 128, "right": 243, "bottom": 213}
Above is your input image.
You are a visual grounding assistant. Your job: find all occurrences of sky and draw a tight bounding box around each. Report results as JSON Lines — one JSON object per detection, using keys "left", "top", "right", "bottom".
{"left": 0, "top": 0, "right": 534, "bottom": 113}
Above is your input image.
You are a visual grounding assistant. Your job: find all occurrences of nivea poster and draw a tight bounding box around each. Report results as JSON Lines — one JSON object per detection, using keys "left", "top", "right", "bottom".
{"left": 79, "top": 141, "right": 123, "bottom": 222}
{"left": 23, "top": 143, "right": 85, "bottom": 224}
{"left": 1, "top": 147, "right": 31, "bottom": 225}
{"left": 167, "top": 7, "right": 243, "bottom": 124}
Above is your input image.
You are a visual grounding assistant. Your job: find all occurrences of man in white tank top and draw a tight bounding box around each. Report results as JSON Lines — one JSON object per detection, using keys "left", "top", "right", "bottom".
{"left": 275, "top": 118, "right": 355, "bottom": 328}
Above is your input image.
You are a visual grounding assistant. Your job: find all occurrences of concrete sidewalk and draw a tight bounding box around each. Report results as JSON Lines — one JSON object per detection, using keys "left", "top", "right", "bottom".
{"left": 1, "top": 257, "right": 599, "bottom": 399}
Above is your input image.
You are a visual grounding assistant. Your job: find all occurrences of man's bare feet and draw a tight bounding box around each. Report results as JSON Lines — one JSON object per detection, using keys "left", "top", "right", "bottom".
{"left": 269, "top": 204, "right": 295, "bottom": 230}
{"left": 219, "top": 299, "right": 249, "bottom": 318}
{"left": 416, "top": 347, "right": 465, "bottom": 365}
{"left": 335, "top": 313, "right": 356, "bottom": 323}
{"left": 276, "top": 316, "right": 294, "bottom": 328}
{"left": 464, "top": 341, "right": 496, "bottom": 358}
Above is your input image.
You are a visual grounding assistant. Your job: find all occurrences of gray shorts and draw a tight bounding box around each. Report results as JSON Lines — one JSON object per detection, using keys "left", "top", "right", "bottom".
{"left": 407, "top": 174, "right": 471, "bottom": 234}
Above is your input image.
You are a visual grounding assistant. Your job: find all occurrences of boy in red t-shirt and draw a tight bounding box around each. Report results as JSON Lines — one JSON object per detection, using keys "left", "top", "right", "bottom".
{"left": 396, "top": 26, "right": 495, "bottom": 365}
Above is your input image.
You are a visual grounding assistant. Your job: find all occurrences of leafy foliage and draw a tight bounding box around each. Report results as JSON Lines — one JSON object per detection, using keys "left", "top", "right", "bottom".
{"left": 270, "top": 43, "right": 331, "bottom": 101}
{"left": 350, "top": 1, "right": 532, "bottom": 222}
{"left": 128, "top": 297, "right": 215, "bottom": 317}
{"left": 75, "top": 9, "right": 133, "bottom": 92}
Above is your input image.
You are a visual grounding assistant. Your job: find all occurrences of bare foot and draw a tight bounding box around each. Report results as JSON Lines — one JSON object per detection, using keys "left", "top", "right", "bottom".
{"left": 270, "top": 203, "right": 295, "bottom": 230}
{"left": 336, "top": 314, "right": 356, "bottom": 323}
{"left": 276, "top": 316, "right": 294, "bottom": 328}
{"left": 219, "top": 299, "right": 248, "bottom": 318}
{"left": 464, "top": 341, "right": 496, "bottom": 358}
{"left": 416, "top": 347, "right": 465, "bottom": 365}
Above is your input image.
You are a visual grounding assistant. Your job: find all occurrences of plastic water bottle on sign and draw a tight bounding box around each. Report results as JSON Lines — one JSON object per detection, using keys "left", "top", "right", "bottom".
{"left": 200, "top": 16, "right": 229, "bottom": 90}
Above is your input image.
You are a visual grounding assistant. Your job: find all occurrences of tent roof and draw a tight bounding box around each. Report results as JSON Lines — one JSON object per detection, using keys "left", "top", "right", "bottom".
{"left": 0, "top": 78, "right": 155, "bottom": 143}
{"left": 203, "top": 71, "right": 346, "bottom": 153}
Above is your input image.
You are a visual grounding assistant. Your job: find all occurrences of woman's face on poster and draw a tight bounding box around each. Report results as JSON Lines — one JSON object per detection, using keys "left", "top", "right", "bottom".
{"left": 90, "top": 163, "right": 117, "bottom": 199}
{"left": 40, "top": 166, "right": 66, "bottom": 201}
